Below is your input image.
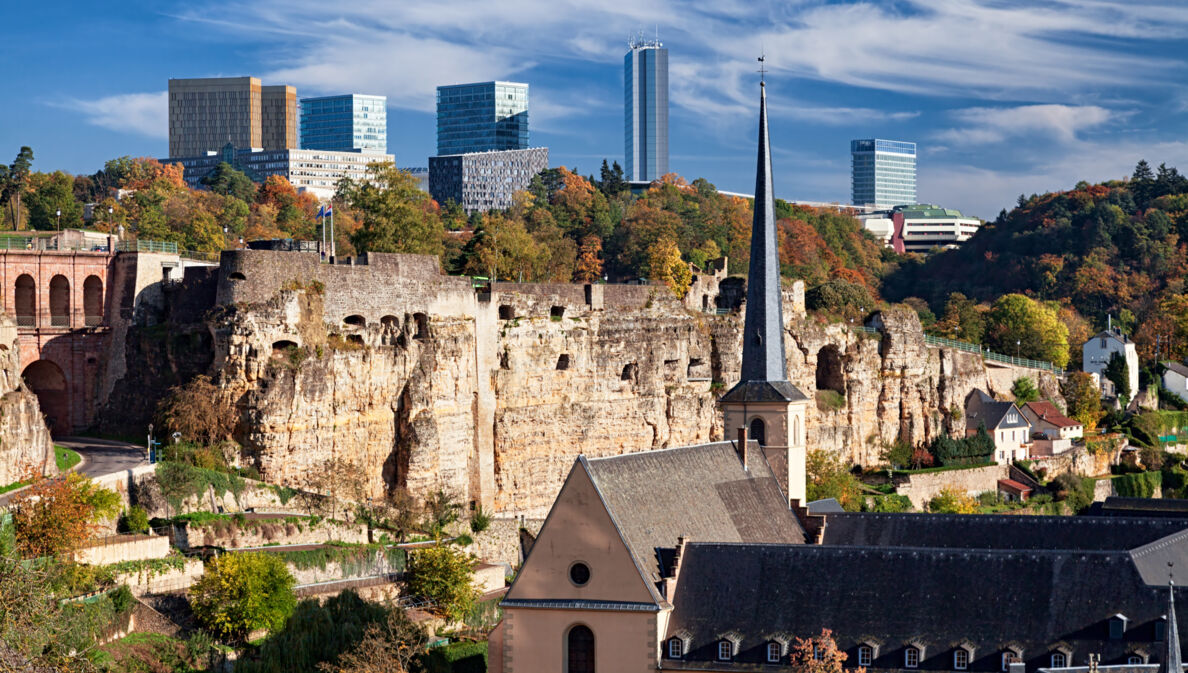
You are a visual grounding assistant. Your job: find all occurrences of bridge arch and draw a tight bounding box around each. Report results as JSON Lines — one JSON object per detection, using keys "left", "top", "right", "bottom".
{"left": 14, "top": 274, "right": 34, "bottom": 327}
{"left": 23, "top": 359, "right": 69, "bottom": 435}
{"left": 83, "top": 275, "right": 103, "bottom": 325}
{"left": 49, "top": 275, "right": 70, "bottom": 327}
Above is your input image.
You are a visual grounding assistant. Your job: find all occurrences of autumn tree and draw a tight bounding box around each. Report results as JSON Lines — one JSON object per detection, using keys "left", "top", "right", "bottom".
{"left": 0, "top": 146, "right": 34, "bottom": 229}
{"left": 460, "top": 213, "right": 544, "bottom": 282}
{"left": 789, "top": 628, "right": 861, "bottom": 673}
{"left": 302, "top": 457, "right": 369, "bottom": 524}
{"left": 318, "top": 607, "right": 427, "bottom": 673}
{"left": 985, "top": 294, "right": 1070, "bottom": 367}
{"left": 156, "top": 374, "right": 237, "bottom": 446}
{"left": 1062, "top": 371, "right": 1105, "bottom": 430}
{"left": 10, "top": 473, "right": 120, "bottom": 557}
{"left": 646, "top": 237, "right": 692, "bottom": 298}
{"left": 805, "top": 450, "right": 863, "bottom": 512}
{"left": 927, "top": 487, "right": 977, "bottom": 514}
{"left": 339, "top": 164, "right": 444, "bottom": 256}
{"left": 932, "top": 293, "right": 986, "bottom": 344}
{"left": 574, "top": 235, "right": 604, "bottom": 282}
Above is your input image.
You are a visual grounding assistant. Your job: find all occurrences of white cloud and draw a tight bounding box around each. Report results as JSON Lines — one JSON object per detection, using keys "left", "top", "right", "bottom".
{"left": 782, "top": 105, "right": 919, "bottom": 126}
{"left": 936, "top": 105, "right": 1116, "bottom": 145}
{"left": 60, "top": 91, "right": 167, "bottom": 139}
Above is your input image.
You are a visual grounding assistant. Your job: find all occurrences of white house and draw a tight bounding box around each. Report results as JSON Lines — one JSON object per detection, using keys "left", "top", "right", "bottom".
{"left": 1020, "top": 401, "right": 1084, "bottom": 441}
{"left": 1163, "top": 362, "right": 1188, "bottom": 402}
{"left": 965, "top": 390, "right": 1031, "bottom": 464}
{"left": 1082, "top": 328, "right": 1139, "bottom": 397}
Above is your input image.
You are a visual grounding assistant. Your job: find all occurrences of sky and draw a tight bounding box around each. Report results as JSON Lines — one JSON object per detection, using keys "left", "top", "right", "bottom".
{"left": 4, "top": 0, "right": 1188, "bottom": 219}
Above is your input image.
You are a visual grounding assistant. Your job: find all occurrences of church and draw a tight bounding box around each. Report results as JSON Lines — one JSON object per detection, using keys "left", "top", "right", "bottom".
{"left": 487, "top": 78, "right": 1188, "bottom": 673}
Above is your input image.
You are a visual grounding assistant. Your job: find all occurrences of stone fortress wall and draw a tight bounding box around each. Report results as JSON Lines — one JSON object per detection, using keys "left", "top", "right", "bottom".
{"left": 189, "top": 249, "right": 1062, "bottom": 517}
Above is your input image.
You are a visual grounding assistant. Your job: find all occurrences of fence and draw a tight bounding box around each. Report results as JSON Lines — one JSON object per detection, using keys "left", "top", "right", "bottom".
{"left": 117, "top": 239, "right": 179, "bottom": 254}
{"left": 179, "top": 249, "right": 221, "bottom": 264}
{"left": 917, "top": 332, "right": 1063, "bottom": 375}
{"left": 0, "top": 236, "right": 111, "bottom": 252}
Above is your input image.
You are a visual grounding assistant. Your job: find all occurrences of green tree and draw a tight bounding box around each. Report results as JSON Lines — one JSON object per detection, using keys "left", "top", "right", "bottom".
{"left": 25, "top": 171, "right": 83, "bottom": 231}
{"left": 190, "top": 552, "right": 296, "bottom": 640}
{"left": 1011, "top": 376, "right": 1039, "bottom": 404}
{"left": 0, "top": 147, "right": 35, "bottom": 229}
{"left": 1104, "top": 351, "right": 1132, "bottom": 402}
{"left": 806, "top": 450, "right": 863, "bottom": 511}
{"left": 933, "top": 292, "right": 986, "bottom": 344}
{"left": 200, "top": 162, "right": 258, "bottom": 202}
{"left": 985, "top": 294, "right": 1070, "bottom": 367}
{"left": 339, "top": 164, "right": 444, "bottom": 256}
{"left": 405, "top": 544, "right": 479, "bottom": 622}
{"left": 1062, "top": 371, "right": 1104, "bottom": 430}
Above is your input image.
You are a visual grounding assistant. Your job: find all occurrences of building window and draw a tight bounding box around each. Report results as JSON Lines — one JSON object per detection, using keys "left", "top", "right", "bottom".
{"left": 718, "top": 641, "right": 732, "bottom": 661}
{"left": 1110, "top": 616, "right": 1127, "bottom": 640}
{"left": 749, "top": 417, "right": 767, "bottom": 446}
{"left": 858, "top": 646, "right": 873, "bottom": 666}
{"left": 905, "top": 647, "right": 919, "bottom": 668}
{"left": 567, "top": 625, "right": 594, "bottom": 673}
{"left": 768, "top": 642, "right": 781, "bottom": 663}
{"left": 1157, "top": 619, "right": 1168, "bottom": 642}
{"left": 1002, "top": 652, "right": 1020, "bottom": 670}
{"left": 814, "top": 644, "right": 823, "bottom": 660}
{"left": 1128, "top": 656, "right": 1142, "bottom": 665}
{"left": 955, "top": 649, "right": 969, "bottom": 670}
{"left": 569, "top": 562, "right": 590, "bottom": 586}
{"left": 667, "top": 639, "right": 682, "bottom": 659}
{"left": 1051, "top": 653, "right": 1066, "bottom": 668}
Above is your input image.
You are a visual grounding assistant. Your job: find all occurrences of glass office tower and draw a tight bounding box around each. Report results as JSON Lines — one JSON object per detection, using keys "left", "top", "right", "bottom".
{"left": 436, "top": 82, "right": 529, "bottom": 156}
{"left": 300, "top": 94, "right": 387, "bottom": 153}
{"left": 624, "top": 40, "right": 669, "bottom": 182}
{"left": 851, "top": 139, "right": 917, "bottom": 208}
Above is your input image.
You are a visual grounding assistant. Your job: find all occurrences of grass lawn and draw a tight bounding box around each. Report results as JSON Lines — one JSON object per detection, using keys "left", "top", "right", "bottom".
{"left": 0, "top": 478, "right": 29, "bottom": 495}
{"left": 55, "top": 445, "right": 81, "bottom": 471}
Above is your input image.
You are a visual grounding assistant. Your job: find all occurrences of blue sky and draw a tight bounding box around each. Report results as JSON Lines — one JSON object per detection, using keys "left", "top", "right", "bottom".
{"left": 4, "top": 0, "right": 1188, "bottom": 219}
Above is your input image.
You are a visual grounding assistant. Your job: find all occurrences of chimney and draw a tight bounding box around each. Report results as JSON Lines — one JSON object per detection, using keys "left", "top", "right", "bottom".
{"left": 662, "top": 535, "right": 690, "bottom": 601}
{"left": 736, "top": 426, "right": 749, "bottom": 470}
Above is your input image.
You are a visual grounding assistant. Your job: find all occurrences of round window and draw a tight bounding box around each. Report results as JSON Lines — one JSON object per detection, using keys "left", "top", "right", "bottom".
{"left": 569, "top": 562, "right": 591, "bottom": 586}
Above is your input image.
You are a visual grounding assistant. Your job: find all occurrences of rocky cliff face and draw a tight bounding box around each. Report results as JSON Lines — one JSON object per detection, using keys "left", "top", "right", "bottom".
{"left": 0, "top": 317, "right": 55, "bottom": 485}
{"left": 206, "top": 258, "right": 1062, "bottom": 517}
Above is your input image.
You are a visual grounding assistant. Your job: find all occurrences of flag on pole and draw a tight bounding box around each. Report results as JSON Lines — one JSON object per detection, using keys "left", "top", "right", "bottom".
{"left": 316, "top": 205, "right": 325, "bottom": 218}
{"left": 324, "top": 204, "right": 333, "bottom": 216}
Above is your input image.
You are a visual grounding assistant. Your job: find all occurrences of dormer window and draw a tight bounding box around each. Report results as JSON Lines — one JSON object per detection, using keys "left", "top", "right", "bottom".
{"left": 814, "top": 644, "right": 824, "bottom": 660}
{"left": 1128, "top": 656, "right": 1144, "bottom": 665}
{"left": 858, "top": 646, "right": 873, "bottom": 667}
{"left": 1110, "top": 614, "right": 1129, "bottom": 640}
{"left": 905, "top": 646, "right": 920, "bottom": 668}
{"left": 1002, "top": 651, "right": 1021, "bottom": 670}
{"left": 1051, "top": 653, "right": 1067, "bottom": 668}
{"left": 954, "top": 649, "right": 969, "bottom": 670}
{"left": 667, "top": 638, "right": 682, "bottom": 659}
{"left": 718, "top": 640, "right": 733, "bottom": 661}
{"left": 768, "top": 642, "right": 782, "bottom": 663}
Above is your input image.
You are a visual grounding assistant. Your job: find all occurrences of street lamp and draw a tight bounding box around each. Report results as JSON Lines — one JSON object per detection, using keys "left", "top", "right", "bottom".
{"left": 55, "top": 209, "right": 61, "bottom": 231}
{"left": 1016, "top": 339, "right": 1021, "bottom": 359}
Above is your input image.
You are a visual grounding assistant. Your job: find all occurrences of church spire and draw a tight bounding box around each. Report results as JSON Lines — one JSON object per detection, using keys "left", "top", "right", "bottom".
{"left": 1166, "top": 580, "right": 1183, "bottom": 673}
{"left": 738, "top": 79, "right": 787, "bottom": 385}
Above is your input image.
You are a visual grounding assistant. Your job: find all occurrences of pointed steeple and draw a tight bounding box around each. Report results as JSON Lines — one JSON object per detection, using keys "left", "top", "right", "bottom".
{"left": 1167, "top": 581, "right": 1183, "bottom": 673}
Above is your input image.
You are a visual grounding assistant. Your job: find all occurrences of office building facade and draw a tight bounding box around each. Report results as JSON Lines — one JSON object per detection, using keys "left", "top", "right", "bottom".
{"left": 858, "top": 204, "right": 982, "bottom": 253}
{"left": 851, "top": 138, "right": 917, "bottom": 209}
{"left": 624, "top": 40, "right": 669, "bottom": 183}
{"left": 429, "top": 147, "right": 548, "bottom": 213}
{"left": 168, "top": 77, "right": 297, "bottom": 157}
{"left": 300, "top": 94, "right": 388, "bottom": 153}
{"left": 436, "top": 82, "right": 528, "bottom": 156}
{"left": 165, "top": 143, "right": 392, "bottom": 200}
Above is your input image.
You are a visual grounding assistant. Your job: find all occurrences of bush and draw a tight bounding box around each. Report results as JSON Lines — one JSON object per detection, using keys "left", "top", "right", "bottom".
{"left": 929, "top": 426, "right": 994, "bottom": 466}
{"left": 1011, "top": 376, "right": 1039, "bottom": 404}
{"left": 156, "top": 375, "right": 237, "bottom": 446}
{"left": 927, "top": 488, "right": 977, "bottom": 514}
{"left": 419, "top": 641, "right": 488, "bottom": 673}
{"left": 806, "top": 450, "right": 864, "bottom": 511}
{"left": 469, "top": 505, "right": 491, "bottom": 535}
{"left": 1053, "top": 472, "right": 1096, "bottom": 513}
{"left": 190, "top": 552, "right": 296, "bottom": 640}
{"left": 11, "top": 473, "right": 120, "bottom": 557}
{"left": 120, "top": 505, "right": 150, "bottom": 534}
{"left": 1114, "top": 471, "right": 1162, "bottom": 498}
{"left": 406, "top": 544, "right": 480, "bottom": 622}
{"left": 805, "top": 278, "right": 873, "bottom": 314}
{"left": 863, "top": 494, "right": 912, "bottom": 512}
{"left": 155, "top": 461, "right": 246, "bottom": 511}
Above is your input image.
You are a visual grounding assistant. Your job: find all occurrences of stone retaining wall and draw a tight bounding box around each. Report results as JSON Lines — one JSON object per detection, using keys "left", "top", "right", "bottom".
{"left": 897, "top": 463, "right": 1010, "bottom": 510}
{"left": 169, "top": 518, "right": 367, "bottom": 551}
{"left": 115, "top": 558, "right": 205, "bottom": 595}
{"left": 75, "top": 533, "right": 170, "bottom": 565}
{"left": 469, "top": 518, "right": 545, "bottom": 567}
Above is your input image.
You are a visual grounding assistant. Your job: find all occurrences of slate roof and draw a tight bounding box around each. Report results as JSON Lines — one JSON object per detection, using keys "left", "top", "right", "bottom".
{"left": 1165, "top": 362, "right": 1188, "bottom": 379}
{"left": 966, "top": 389, "right": 1029, "bottom": 432}
{"left": 1098, "top": 498, "right": 1188, "bottom": 518}
{"left": 665, "top": 538, "right": 1188, "bottom": 671}
{"left": 819, "top": 512, "right": 1188, "bottom": 551}
{"left": 582, "top": 441, "right": 805, "bottom": 600}
{"left": 719, "top": 379, "right": 808, "bottom": 403}
{"left": 1024, "top": 400, "right": 1081, "bottom": 428}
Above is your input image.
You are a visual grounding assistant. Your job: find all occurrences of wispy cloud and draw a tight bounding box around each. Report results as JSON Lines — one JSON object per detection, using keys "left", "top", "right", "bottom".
{"left": 56, "top": 91, "right": 167, "bottom": 139}
{"left": 936, "top": 104, "right": 1116, "bottom": 145}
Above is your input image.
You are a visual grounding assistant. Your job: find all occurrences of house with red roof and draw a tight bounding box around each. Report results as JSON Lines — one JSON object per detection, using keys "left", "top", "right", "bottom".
{"left": 1021, "top": 400, "right": 1084, "bottom": 441}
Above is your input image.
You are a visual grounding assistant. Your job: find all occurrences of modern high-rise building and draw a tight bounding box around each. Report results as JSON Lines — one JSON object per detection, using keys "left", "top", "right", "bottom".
{"left": 168, "top": 77, "right": 297, "bottom": 157}
{"left": 436, "top": 82, "right": 528, "bottom": 156}
{"left": 850, "top": 138, "right": 917, "bottom": 208}
{"left": 429, "top": 148, "right": 548, "bottom": 213}
{"left": 624, "top": 38, "right": 669, "bottom": 183}
{"left": 300, "top": 94, "right": 388, "bottom": 153}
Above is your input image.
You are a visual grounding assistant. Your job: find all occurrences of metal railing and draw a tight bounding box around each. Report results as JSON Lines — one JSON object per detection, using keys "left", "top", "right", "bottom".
{"left": 117, "top": 239, "right": 178, "bottom": 254}
{"left": 180, "top": 249, "right": 221, "bottom": 263}
{"left": 15, "top": 315, "right": 33, "bottom": 327}
{"left": 84, "top": 315, "right": 102, "bottom": 327}
{"left": 849, "top": 328, "right": 1065, "bottom": 375}
{"left": 50, "top": 315, "right": 69, "bottom": 327}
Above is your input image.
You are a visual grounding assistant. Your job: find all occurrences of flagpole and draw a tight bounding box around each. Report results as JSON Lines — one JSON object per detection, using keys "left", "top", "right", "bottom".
{"left": 320, "top": 207, "right": 326, "bottom": 261}
{"left": 330, "top": 205, "right": 336, "bottom": 263}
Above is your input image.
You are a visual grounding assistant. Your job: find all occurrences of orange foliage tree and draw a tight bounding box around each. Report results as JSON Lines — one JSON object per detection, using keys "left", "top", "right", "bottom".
{"left": 10, "top": 472, "right": 120, "bottom": 557}
{"left": 789, "top": 628, "right": 863, "bottom": 673}
{"left": 574, "top": 235, "right": 604, "bottom": 282}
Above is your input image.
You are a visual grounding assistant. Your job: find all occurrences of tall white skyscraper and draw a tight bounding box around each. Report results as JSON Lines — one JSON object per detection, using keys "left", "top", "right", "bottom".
{"left": 625, "top": 39, "right": 669, "bottom": 183}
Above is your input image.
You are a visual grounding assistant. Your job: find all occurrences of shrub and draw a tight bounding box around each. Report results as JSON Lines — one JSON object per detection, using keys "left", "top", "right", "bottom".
{"left": 120, "top": 505, "right": 150, "bottom": 534}
{"left": 1011, "top": 376, "right": 1039, "bottom": 404}
{"left": 806, "top": 450, "right": 864, "bottom": 511}
{"left": 805, "top": 278, "right": 873, "bottom": 314}
{"left": 927, "top": 488, "right": 977, "bottom": 514}
{"left": 406, "top": 544, "right": 480, "bottom": 622}
{"left": 190, "top": 552, "right": 296, "bottom": 640}
{"left": 421, "top": 490, "right": 462, "bottom": 539}
{"left": 1114, "top": 471, "right": 1162, "bottom": 498}
{"left": 155, "top": 374, "right": 237, "bottom": 446}
{"left": 929, "top": 426, "right": 994, "bottom": 466}
{"left": 469, "top": 505, "right": 491, "bottom": 534}
{"left": 1053, "top": 472, "right": 1095, "bottom": 513}
{"left": 419, "top": 640, "right": 488, "bottom": 673}
{"left": 863, "top": 494, "right": 912, "bottom": 512}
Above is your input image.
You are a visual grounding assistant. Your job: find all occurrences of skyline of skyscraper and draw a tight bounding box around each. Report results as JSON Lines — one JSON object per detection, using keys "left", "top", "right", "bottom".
{"left": 167, "top": 76, "right": 297, "bottom": 157}
{"left": 435, "top": 81, "right": 529, "bottom": 156}
{"left": 851, "top": 138, "right": 917, "bottom": 209}
{"left": 300, "top": 94, "right": 388, "bottom": 153}
{"left": 624, "top": 38, "right": 669, "bottom": 183}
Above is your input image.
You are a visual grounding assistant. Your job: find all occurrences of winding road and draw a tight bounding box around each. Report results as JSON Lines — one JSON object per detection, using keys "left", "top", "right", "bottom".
{"left": 0, "top": 436, "right": 146, "bottom": 505}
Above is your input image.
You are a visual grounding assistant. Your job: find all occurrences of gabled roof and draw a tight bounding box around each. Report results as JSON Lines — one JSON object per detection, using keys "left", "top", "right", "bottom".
{"left": 666, "top": 537, "right": 1188, "bottom": 667}
{"left": 1023, "top": 401, "right": 1081, "bottom": 428}
{"left": 1091, "top": 330, "right": 1133, "bottom": 347}
{"left": 1165, "top": 362, "right": 1188, "bottom": 379}
{"left": 1099, "top": 498, "right": 1188, "bottom": 518}
{"left": 583, "top": 441, "right": 805, "bottom": 599}
{"left": 966, "top": 390, "right": 1028, "bottom": 431}
{"left": 998, "top": 478, "right": 1033, "bottom": 494}
{"left": 819, "top": 512, "right": 1188, "bottom": 551}
{"left": 719, "top": 379, "right": 808, "bottom": 404}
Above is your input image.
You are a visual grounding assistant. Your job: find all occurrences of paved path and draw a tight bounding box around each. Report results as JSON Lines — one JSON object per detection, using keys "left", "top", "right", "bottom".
{"left": 0, "top": 436, "right": 146, "bottom": 505}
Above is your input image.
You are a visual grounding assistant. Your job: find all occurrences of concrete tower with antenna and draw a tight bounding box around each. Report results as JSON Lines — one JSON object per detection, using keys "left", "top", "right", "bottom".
{"left": 624, "top": 33, "right": 669, "bottom": 183}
